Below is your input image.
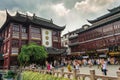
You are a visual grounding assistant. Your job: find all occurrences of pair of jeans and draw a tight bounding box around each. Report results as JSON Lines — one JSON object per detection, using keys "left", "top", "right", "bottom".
{"left": 102, "top": 69, "right": 107, "bottom": 75}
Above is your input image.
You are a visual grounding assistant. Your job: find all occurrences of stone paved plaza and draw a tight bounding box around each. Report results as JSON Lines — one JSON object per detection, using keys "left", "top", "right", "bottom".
{"left": 60, "top": 65, "right": 120, "bottom": 77}
{"left": 79, "top": 65, "right": 119, "bottom": 77}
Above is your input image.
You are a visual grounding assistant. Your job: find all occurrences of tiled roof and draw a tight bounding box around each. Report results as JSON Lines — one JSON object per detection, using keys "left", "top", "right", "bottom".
{"left": 108, "top": 5, "right": 120, "bottom": 12}
{"left": 0, "top": 11, "right": 65, "bottom": 32}
{"left": 88, "top": 5, "right": 120, "bottom": 23}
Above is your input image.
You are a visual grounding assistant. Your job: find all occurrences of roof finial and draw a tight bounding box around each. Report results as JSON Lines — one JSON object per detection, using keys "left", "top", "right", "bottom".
{"left": 33, "top": 13, "right": 35, "bottom": 19}
{"left": 5, "top": 8, "right": 8, "bottom": 14}
{"left": 50, "top": 18, "right": 53, "bottom": 23}
{"left": 16, "top": 10, "right": 19, "bottom": 16}
{"left": 26, "top": 12, "right": 28, "bottom": 16}
{"left": 26, "top": 12, "right": 29, "bottom": 17}
{"left": 33, "top": 13, "right": 35, "bottom": 16}
{"left": 16, "top": 10, "right": 19, "bottom": 14}
{"left": 5, "top": 8, "right": 11, "bottom": 17}
{"left": 25, "top": 12, "right": 29, "bottom": 20}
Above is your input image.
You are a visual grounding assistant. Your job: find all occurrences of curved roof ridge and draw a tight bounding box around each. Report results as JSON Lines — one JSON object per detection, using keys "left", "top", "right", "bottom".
{"left": 34, "top": 16, "right": 51, "bottom": 23}
{"left": 108, "top": 5, "right": 120, "bottom": 12}
{"left": 16, "top": 11, "right": 52, "bottom": 23}
{"left": 5, "top": 9, "right": 12, "bottom": 18}
{"left": 87, "top": 7, "right": 120, "bottom": 24}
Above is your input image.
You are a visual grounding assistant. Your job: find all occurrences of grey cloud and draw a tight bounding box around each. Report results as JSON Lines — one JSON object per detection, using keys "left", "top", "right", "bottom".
{"left": 74, "top": 0, "right": 119, "bottom": 19}
{"left": 0, "top": 0, "right": 120, "bottom": 35}
{"left": 74, "top": 0, "right": 115, "bottom": 12}
{"left": 61, "top": 0, "right": 83, "bottom": 9}
{"left": 0, "top": 0, "right": 83, "bottom": 11}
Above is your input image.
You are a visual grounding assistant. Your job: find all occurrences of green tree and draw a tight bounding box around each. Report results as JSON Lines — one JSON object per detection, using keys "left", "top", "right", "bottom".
{"left": 18, "top": 43, "right": 48, "bottom": 66}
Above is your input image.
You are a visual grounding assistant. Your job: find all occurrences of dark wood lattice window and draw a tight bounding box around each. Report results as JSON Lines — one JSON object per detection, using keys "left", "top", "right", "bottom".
{"left": 12, "top": 39, "right": 19, "bottom": 47}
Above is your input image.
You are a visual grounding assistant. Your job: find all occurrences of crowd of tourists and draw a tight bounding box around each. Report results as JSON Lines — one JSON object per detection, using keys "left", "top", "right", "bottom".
{"left": 66, "top": 58, "right": 108, "bottom": 75}
{"left": 28, "top": 57, "right": 119, "bottom": 76}
{"left": 45, "top": 57, "right": 120, "bottom": 76}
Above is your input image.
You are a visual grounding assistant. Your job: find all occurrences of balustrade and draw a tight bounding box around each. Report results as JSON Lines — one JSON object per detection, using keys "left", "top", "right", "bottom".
{"left": 23, "top": 68, "right": 120, "bottom": 80}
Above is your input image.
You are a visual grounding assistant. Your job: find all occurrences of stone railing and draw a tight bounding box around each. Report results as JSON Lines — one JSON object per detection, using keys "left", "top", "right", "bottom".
{"left": 23, "top": 68, "right": 120, "bottom": 80}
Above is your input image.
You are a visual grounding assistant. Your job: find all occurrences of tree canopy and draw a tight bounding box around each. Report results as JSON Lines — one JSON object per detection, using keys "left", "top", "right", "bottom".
{"left": 18, "top": 43, "right": 48, "bottom": 66}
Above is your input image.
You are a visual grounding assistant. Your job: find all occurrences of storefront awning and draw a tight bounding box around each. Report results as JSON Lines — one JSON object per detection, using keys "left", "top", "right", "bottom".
{"left": 99, "top": 54, "right": 107, "bottom": 57}
{"left": 109, "top": 52, "right": 120, "bottom": 55}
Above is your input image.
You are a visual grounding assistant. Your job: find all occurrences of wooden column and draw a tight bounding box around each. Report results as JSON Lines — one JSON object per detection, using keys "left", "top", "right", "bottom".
{"left": 19, "top": 25, "right": 22, "bottom": 48}
{"left": 28, "top": 25, "right": 31, "bottom": 44}
{"left": 8, "top": 23, "right": 13, "bottom": 69}
{"left": 59, "top": 31, "right": 61, "bottom": 49}
{"left": 58, "top": 31, "right": 59, "bottom": 48}
{"left": 112, "top": 23, "right": 117, "bottom": 46}
{"left": 3, "top": 30, "right": 6, "bottom": 69}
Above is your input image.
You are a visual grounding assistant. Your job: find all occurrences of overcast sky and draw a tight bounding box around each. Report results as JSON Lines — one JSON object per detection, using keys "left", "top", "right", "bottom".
{"left": 0, "top": 0, "right": 120, "bottom": 35}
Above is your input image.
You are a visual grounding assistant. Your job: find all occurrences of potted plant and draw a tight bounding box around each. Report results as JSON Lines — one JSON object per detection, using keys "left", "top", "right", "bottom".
{"left": 4, "top": 70, "right": 15, "bottom": 80}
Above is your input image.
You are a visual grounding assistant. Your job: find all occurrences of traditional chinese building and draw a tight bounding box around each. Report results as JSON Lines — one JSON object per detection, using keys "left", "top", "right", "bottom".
{"left": 69, "top": 6, "right": 120, "bottom": 58}
{"left": 68, "top": 24, "right": 90, "bottom": 59}
{"left": 0, "top": 10, "right": 65, "bottom": 69}
{"left": 61, "top": 28, "right": 82, "bottom": 60}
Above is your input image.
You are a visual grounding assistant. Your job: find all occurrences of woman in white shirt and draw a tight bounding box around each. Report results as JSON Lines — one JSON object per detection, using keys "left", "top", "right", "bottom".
{"left": 102, "top": 61, "right": 107, "bottom": 75}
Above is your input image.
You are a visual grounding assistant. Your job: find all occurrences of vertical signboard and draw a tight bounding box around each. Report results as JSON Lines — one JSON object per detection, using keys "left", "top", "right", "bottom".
{"left": 41, "top": 28, "right": 52, "bottom": 47}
